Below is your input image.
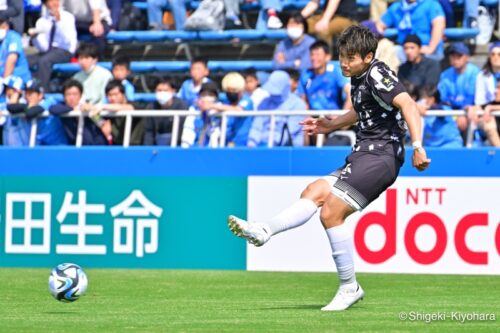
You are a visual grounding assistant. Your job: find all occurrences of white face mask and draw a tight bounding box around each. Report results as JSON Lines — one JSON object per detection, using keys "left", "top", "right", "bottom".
{"left": 287, "top": 27, "right": 303, "bottom": 41}
{"left": 156, "top": 91, "right": 173, "bottom": 105}
{"left": 0, "top": 29, "right": 7, "bottom": 41}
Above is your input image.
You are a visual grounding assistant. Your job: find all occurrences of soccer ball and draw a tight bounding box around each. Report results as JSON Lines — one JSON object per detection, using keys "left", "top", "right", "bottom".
{"left": 48, "top": 263, "right": 88, "bottom": 302}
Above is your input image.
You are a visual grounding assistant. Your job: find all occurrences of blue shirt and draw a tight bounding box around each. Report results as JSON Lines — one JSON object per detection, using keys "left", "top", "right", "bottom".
{"left": 272, "top": 34, "right": 316, "bottom": 71}
{"left": 438, "top": 63, "right": 480, "bottom": 109}
{"left": 226, "top": 95, "right": 254, "bottom": 147}
{"left": 382, "top": 0, "right": 445, "bottom": 57}
{"left": 423, "top": 104, "right": 463, "bottom": 147}
{"left": 297, "top": 62, "right": 348, "bottom": 110}
{"left": 36, "top": 98, "right": 69, "bottom": 145}
{"left": 178, "top": 77, "right": 210, "bottom": 108}
{"left": 0, "top": 30, "right": 32, "bottom": 83}
{"left": 122, "top": 79, "right": 135, "bottom": 102}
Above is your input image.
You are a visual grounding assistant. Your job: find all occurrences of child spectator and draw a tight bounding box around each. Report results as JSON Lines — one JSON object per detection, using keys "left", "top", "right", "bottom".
{"left": 272, "top": 13, "right": 316, "bottom": 71}
{"left": 144, "top": 76, "right": 188, "bottom": 146}
{"left": 287, "top": 68, "right": 300, "bottom": 95}
{"left": 243, "top": 68, "right": 269, "bottom": 110}
{"left": 111, "top": 56, "right": 135, "bottom": 101}
{"left": 2, "top": 75, "right": 30, "bottom": 145}
{"left": 72, "top": 42, "right": 113, "bottom": 104}
{"left": 178, "top": 57, "right": 211, "bottom": 108}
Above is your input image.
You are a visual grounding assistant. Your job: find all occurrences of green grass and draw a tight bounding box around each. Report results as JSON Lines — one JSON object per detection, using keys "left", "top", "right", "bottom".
{"left": 0, "top": 269, "right": 499, "bottom": 333}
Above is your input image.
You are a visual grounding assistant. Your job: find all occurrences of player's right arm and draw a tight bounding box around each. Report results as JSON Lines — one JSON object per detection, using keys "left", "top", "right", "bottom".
{"left": 301, "top": 108, "right": 358, "bottom": 135}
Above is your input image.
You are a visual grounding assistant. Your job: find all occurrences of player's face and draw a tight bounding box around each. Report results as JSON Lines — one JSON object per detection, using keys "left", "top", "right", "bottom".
{"left": 64, "top": 86, "right": 82, "bottom": 108}
{"left": 112, "top": 65, "right": 130, "bottom": 81}
{"left": 190, "top": 63, "right": 209, "bottom": 84}
{"left": 310, "top": 48, "right": 330, "bottom": 71}
{"left": 106, "top": 87, "right": 126, "bottom": 104}
{"left": 449, "top": 53, "right": 468, "bottom": 71}
{"left": 339, "top": 52, "right": 373, "bottom": 77}
{"left": 403, "top": 42, "right": 420, "bottom": 63}
{"left": 489, "top": 47, "right": 500, "bottom": 68}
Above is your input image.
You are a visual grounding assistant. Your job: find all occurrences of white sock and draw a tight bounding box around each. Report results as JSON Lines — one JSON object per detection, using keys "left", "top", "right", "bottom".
{"left": 326, "top": 224, "right": 356, "bottom": 286}
{"left": 264, "top": 198, "right": 318, "bottom": 235}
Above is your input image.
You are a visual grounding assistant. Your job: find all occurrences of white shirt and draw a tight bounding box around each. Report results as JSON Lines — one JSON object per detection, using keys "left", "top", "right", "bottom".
{"left": 475, "top": 71, "right": 496, "bottom": 105}
{"left": 33, "top": 7, "right": 77, "bottom": 53}
{"left": 61, "top": 0, "right": 112, "bottom": 26}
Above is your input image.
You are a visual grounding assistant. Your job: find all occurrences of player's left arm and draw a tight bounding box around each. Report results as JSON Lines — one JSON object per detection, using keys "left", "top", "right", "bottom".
{"left": 393, "top": 92, "right": 431, "bottom": 172}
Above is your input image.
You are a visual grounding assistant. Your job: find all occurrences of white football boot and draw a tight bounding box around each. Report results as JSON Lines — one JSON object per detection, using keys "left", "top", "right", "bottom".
{"left": 321, "top": 282, "right": 364, "bottom": 311}
{"left": 227, "top": 215, "right": 271, "bottom": 247}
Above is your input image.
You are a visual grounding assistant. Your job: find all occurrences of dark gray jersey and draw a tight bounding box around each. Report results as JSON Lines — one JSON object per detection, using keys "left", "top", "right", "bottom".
{"left": 350, "top": 60, "right": 407, "bottom": 142}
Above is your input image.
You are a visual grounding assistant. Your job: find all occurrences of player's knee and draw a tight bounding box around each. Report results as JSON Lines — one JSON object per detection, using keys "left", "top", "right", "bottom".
{"left": 301, "top": 182, "right": 329, "bottom": 205}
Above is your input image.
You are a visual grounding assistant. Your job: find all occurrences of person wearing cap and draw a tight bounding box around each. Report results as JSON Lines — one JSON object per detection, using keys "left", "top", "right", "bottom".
{"left": 181, "top": 81, "right": 221, "bottom": 148}
{"left": 198, "top": 72, "right": 254, "bottom": 147}
{"left": 272, "top": 13, "right": 316, "bottom": 71}
{"left": 27, "top": 0, "right": 77, "bottom": 92}
{"left": 2, "top": 75, "right": 30, "bottom": 145}
{"left": 377, "top": 0, "right": 445, "bottom": 61}
{"left": 467, "top": 42, "right": 500, "bottom": 147}
{"left": 6, "top": 78, "right": 68, "bottom": 145}
{"left": 247, "top": 70, "right": 307, "bottom": 147}
{"left": 398, "top": 34, "right": 441, "bottom": 88}
{"left": 0, "top": 12, "right": 31, "bottom": 84}
{"left": 438, "top": 42, "right": 480, "bottom": 134}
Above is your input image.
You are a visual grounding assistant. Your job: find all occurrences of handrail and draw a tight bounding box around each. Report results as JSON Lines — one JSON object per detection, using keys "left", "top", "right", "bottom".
{"left": 0, "top": 109, "right": 498, "bottom": 148}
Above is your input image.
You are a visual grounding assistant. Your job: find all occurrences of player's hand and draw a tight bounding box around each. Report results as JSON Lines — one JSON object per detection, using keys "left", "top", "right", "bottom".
{"left": 412, "top": 148, "right": 431, "bottom": 172}
{"left": 300, "top": 116, "right": 334, "bottom": 135}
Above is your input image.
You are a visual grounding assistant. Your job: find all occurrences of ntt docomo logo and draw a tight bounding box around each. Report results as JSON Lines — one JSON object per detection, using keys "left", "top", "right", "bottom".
{"left": 354, "top": 189, "right": 500, "bottom": 265}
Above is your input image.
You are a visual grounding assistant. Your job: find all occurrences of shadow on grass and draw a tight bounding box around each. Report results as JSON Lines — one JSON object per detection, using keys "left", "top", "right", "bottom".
{"left": 258, "top": 304, "right": 325, "bottom": 310}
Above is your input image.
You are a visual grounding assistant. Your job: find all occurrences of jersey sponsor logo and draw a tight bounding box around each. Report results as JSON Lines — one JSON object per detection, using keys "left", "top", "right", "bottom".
{"left": 370, "top": 66, "right": 396, "bottom": 92}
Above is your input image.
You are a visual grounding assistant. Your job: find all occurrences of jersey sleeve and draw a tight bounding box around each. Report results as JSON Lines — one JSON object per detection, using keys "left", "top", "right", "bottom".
{"left": 429, "top": 0, "right": 445, "bottom": 20}
{"left": 367, "top": 63, "right": 406, "bottom": 106}
{"left": 7, "top": 34, "right": 22, "bottom": 55}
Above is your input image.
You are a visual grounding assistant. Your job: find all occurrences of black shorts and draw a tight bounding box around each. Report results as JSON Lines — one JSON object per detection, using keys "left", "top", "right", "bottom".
{"left": 324, "top": 140, "right": 405, "bottom": 211}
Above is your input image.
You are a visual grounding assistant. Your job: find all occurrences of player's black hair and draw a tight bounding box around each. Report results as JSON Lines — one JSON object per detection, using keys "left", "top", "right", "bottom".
{"left": 153, "top": 76, "right": 179, "bottom": 91}
{"left": 287, "top": 12, "right": 308, "bottom": 34}
{"left": 63, "top": 79, "right": 83, "bottom": 94}
{"left": 191, "top": 56, "right": 208, "bottom": 68}
{"left": 338, "top": 25, "right": 378, "bottom": 59}
{"left": 285, "top": 68, "right": 300, "bottom": 82}
{"left": 310, "top": 40, "right": 331, "bottom": 55}
{"left": 75, "top": 42, "right": 99, "bottom": 59}
{"left": 112, "top": 56, "right": 131, "bottom": 70}
{"left": 105, "top": 79, "right": 126, "bottom": 95}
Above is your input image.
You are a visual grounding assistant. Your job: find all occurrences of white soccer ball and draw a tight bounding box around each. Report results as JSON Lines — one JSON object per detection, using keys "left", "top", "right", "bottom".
{"left": 48, "top": 263, "right": 88, "bottom": 302}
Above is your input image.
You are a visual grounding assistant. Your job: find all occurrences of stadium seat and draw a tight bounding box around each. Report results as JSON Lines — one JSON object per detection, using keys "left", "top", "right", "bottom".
{"left": 444, "top": 28, "right": 480, "bottom": 40}
{"left": 107, "top": 30, "right": 198, "bottom": 42}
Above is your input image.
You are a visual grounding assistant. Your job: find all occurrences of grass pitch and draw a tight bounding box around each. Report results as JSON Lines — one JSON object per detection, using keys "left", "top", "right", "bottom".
{"left": 0, "top": 269, "right": 498, "bottom": 333}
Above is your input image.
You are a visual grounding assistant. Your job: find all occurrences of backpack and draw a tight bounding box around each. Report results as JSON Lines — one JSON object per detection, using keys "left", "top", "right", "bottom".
{"left": 184, "top": 0, "right": 225, "bottom": 31}
{"left": 118, "top": 1, "right": 148, "bottom": 31}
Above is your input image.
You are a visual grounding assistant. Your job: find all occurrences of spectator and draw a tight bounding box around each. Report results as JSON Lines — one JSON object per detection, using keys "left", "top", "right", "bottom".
{"left": 361, "top": 20, "right": 400, "bottom": 73}
{"left": 111, "top": 56, "right": 135, "bottom": 101}
{"left": 143, "top": 76, "right": 188, "bottom": 146}
{"left": 256, "top": 0, "right": 283, "bottom": 30}
{"left": 370, "top": 0, "right": 396, "bottom": 22}
{"left": 415, "top": 85, "right": 463, "bottom": 148}
{"left": 2, "top": 75, "right": 30, "bottom": 145}
{"left": 147, "top": 0, "right": 186, "bottom": 30}
{"left": 181, "top": 81, "right": 221, "bottom": 148}
{"left": 243, "top": 68, "right": 269, "bottom": 109}
{"left": 90, "top": 79, "right": 137, "bottom": 145}
{"left": 199, "top": 72, "right": 254, "bottom": 147}
{"left": 61, "top": 0, "right": 112, "bottom": 59}
{"left": 398, "top": 34, "right": 441, "bottom": 88}
{"left": 0, "top": 0, "right": 23, "bottom": 34}
{"left": 72, "top": 42, "right": 113, "bottom": 104}
{"left": 298, "top": 41, "right": 351, "bottom": 112}
{"left": 377, "top": 0, "right": 446, "bottom": 61}
{"left": 475, "top": 42, "right": 500, "bottom": 106}
{"left": 106, "top": 0, "right": 121, "bottom": 30}
{"left": 272, "top": 13, "right": 316, "bottom": 71}
{"left": 178, "top": 57, "right": 211, "bottom": 108}
{"left": 223, "top": 0, "right": 242, "bottom": 28}
{"left": 6, "top": 78, "right": 68, "bottom": 145}
{"left": 287, "top": 68, "right": 300, "bottom": 95}
{"left": 27, "top": 0, "right": 77, "bottom": 92}
{"left": 247, "top": 70, "right": 306, "bottom": 147}
{"left": 468, "top": 81, "right": 500, "bottom": 147}
{"left": 0, "top": 12, "right": 31, "bottom": 83}
{"left": 301, "top": 0, "right": 357, "bottom": 47}
{"left": 49, "top": 79, "right": 108, "bottom": 145}
{"left": 438, "top": 42, "right": 480, "bottom": 134}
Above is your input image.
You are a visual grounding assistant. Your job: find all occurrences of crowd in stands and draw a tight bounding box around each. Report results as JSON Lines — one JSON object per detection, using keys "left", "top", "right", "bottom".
{"left": 0, "top": 0, "right": 499, "bottom": 147}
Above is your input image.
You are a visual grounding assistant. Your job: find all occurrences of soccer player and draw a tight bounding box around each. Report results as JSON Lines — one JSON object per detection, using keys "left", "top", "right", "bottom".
{"left": 227, "top": 25, "right": 430, "bottom": 311}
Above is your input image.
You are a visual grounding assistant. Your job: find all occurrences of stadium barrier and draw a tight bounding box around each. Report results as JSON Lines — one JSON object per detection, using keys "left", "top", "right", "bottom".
{"left": 3, "top": 109, "right": 497, "bottom": 148}
{"left": 0, "top": 147, "right": 498, "bottom": 274}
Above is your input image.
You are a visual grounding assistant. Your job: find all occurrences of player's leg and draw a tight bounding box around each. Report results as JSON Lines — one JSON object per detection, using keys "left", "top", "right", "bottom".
{"left": 228, "top": 178, "right": 331, "bottom": 246}
{"left": 319, "top": 194, "right": 364, "bottom": 311}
